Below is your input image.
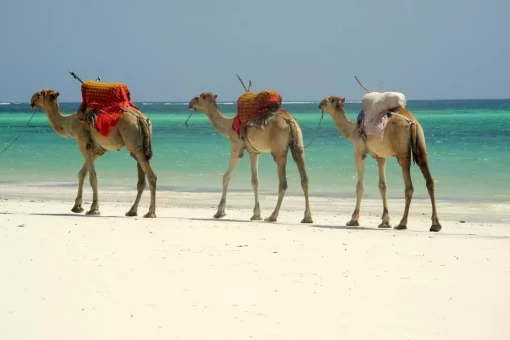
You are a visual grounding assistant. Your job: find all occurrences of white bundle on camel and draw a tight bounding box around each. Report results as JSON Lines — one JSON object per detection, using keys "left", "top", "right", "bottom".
{"left": 358, "top": 91, "right": 407, "bottom": 138}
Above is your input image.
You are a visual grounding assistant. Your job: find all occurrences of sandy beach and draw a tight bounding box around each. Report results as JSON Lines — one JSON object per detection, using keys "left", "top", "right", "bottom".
{"left": 1, "top": 185, "right": 509, "bottom": 339}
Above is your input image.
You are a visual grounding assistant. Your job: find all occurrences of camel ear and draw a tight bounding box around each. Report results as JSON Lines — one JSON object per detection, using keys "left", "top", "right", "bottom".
{"left": 41, "top": 90, "right": 47, "bottom": 97}
{"left": 341, "top": 97, "right": 345, "bottom": 103}
{"left": 213, "top": 94, "right": 217, "bottom": 100}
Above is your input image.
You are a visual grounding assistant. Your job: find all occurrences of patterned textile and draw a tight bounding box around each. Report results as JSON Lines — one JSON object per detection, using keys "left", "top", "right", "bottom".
{"left": 359, "top": 91, "right": 406, "bottom": 138}
{"left": 233, "top": 90, "right": 282, "bottom": 133}
{"left": 77, "top": 81, "right": 138, "bottom": 136}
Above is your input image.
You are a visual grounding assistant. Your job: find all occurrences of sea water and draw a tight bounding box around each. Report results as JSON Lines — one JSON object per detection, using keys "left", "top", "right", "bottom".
{"left": 1, "top": 100, "right": 509, "bottom": 202}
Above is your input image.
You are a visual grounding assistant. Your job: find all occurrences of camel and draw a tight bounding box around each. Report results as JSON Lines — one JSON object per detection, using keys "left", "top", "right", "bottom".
{"left": 188, "top": 92, "right": 313, "bottom": 223}
{"left": 318, "top": 83, "right": 442, "bottom": 232}
{"left": 30, "top": 88, "right": 157, "bottom": 217}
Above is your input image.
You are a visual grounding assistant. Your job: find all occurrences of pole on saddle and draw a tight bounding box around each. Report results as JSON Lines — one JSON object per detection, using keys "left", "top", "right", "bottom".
{"left": 69, "top": 71, "right": 101, "bottom": 84}
{"left": 354, "top": 75, "right": 413, "bottom": 125}
{"left": 235, "top": 73, "right": 251, "bottom": 92}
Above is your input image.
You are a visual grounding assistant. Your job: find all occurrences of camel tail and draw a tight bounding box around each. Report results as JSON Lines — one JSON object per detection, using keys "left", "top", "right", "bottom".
{"left": 410, "top": 122, "right": 426, "bottom": 166}
{"left": 287, "top": 119, "right": 304, "bottom": 164}
{"left": 138, "top": 116, "right": 153, "bottom": 160}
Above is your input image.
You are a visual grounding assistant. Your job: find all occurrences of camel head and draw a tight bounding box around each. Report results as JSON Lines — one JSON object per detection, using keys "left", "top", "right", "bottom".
{"left": 188, "top": 92, "right": 218, "bottom": 111}
{"left": 318, "top": 96, "right": 345, "bottom": 113}
{"left": 30, "top": 89, "right": 60, "bottom": 109}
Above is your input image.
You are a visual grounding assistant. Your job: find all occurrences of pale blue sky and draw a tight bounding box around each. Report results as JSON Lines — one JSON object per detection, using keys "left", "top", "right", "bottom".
{"left": 1, "top": 0, "right": 508, "bottom": 102}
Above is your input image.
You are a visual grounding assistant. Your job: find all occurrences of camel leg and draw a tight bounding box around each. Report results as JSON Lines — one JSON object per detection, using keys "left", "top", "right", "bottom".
{"left": 395, "top": 157, "right": 413, "bottom": 230}
{"left": 71, "top": 163, "right": 88, "bottom": 213}
{"left": 265, "top": 153, "right": 288, "bottom": 222}
{"left": 417, "top": 160, "right": 442, "bottom": 232}
{"left": 347, "top": 153, "right": 366, "bottom": 226}
{"left": 132, "top": 151, "right": 157, "bottom": 218}
{"left": 72, "top": 153, "right": 102, "bottom": 213}
{"left": 293, "top": 149, "right": 313, "bottom": 223}
{"left": 376, "top": 158, "right": 391, "bottom": 228}
{"left": 78, "top": 147, "right": 100, "bottom": 216}
{"left": 249, "top": 153, "right": 262, "bottom": 220}
{"left": 125, "top": 153, "right": 146, "bottom": 217}
{"left": 215, "top": 147, "right": 242, "bottom": 219}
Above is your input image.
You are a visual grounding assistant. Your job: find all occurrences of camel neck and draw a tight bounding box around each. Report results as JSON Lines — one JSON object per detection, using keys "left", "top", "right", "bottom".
{"left": 43, "top": 101, "right": 75, "bottom": 138}
{"left": 203, "top": 105, "right": 234, "bottom": 138}
{"left": 329, "top": 108, "right": 356, "bottom": 140}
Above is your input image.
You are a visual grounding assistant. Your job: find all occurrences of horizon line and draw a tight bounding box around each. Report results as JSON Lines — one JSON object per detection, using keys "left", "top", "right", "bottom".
{"left": 2, "top": 98, "right": 510, "bottom": 104}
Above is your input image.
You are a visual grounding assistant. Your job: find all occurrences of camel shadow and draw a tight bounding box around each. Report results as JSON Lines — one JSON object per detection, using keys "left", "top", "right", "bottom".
{"left": 312, "top": 224, "right": 389, "bottom": 232}
{"left": 189, "top": 217, "right": 256, "bottom": 224}
{"left": 27, "top": 212, "right": 123, "bottom": 218}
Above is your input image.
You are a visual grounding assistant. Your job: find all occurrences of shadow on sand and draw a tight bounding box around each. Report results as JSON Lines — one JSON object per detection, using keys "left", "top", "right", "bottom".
{"left": 312, "top": 224, "right": 388, "bottom": 232}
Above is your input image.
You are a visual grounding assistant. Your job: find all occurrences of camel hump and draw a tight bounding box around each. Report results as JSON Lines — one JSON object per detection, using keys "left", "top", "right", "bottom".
{"left": 362, "top": 91, "right": 407, "bottom": 115}
{"left": 233, "top": 90, "right": 284, "bottom": 134}
{"left": 358, "top": 91, "right": 408, "bottom": 138}
{"left": 276, "top": 108, "right": 296, "bottom": 121}
{"left": 390, "top": 107, "right": 417, "bottom": 121}
{"left": 236, "top": 90, "right": 283, "bottom": 121}
{"left": 81, "top": 80, "right": 135, "bottom": 109}
{"left": 78, "top": 80, "right": 139, "bottom": 137}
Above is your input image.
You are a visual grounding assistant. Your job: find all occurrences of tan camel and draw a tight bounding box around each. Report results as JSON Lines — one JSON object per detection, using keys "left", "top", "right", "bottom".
{"left": 188, "top": 92, "right": 313, "bottom": 223}
{"left": 30, "top": 89, "right": 157, "bottom": 217}
{"left": 318, "top": 86, "right": 442, "bottom": 232}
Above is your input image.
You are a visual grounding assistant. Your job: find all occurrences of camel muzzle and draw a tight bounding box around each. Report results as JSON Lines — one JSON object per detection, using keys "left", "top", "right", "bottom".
{"left": 188, "top": 98, "right": 197, "bottom": 110}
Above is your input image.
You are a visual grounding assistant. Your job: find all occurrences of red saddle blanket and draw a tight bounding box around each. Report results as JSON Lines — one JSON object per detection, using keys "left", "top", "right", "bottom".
{"left": 78, "top": 81, "right": 138, "bottom": 136}
{"left": 233, "top": 90, "right": 282, "bottom": 134}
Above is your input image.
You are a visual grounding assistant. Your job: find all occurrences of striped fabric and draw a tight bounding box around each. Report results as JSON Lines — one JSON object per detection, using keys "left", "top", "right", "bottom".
{"left": 233, "top": 90, "right": 282, "bottom": 133}
{"left": 77, "top": 81, "right": 138, "bottom": 136}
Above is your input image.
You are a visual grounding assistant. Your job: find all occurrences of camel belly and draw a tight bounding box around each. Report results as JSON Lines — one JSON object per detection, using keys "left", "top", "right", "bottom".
{"left": 366, "top": 136, "right": 395, "bottom": 158}
{"left": 90, "top": 127, "right": 125, "bottom": 151}
{"left": 245, "top": 128, "right": 272, "bottom": 153}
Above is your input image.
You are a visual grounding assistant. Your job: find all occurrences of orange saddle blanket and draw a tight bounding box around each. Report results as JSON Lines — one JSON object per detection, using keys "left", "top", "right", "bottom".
{"left": 233, "top": 90, "right": 282, "bottom": 134}
{"left": 78, "top": 80, "right": 138, "bottom": 136}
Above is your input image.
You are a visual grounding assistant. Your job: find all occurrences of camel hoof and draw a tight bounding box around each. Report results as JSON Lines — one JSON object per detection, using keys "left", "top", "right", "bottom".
{"left": 378, "top": 222, "right": 392, "bottom": 228}
{"left": 86, "top": 209, "right": 100, "bottom": 216}
{"left": 264, "top": 216, "right": 277, "bottom": 223}
{"left": 430, "top": 224, "right": 442, "bottom": 232}
{"left": 125, "top": 211, "right": 138, "bottom": 217}
{"left": 71, "top": 206, "right": 84, "bottom": 214}
{"left": 213, "top": 212, "right": 226, "bottom": 219}
{"left": 394, "top": 225, "right": 407, "bottom": 230}
{"left": 250, "top": 215, "right": 262, "bottom": 221}
{"left": 144, "top": 212, "right": 156, "bottom": 218}
{"left": 346, "top": 220, "right": 359, "bottom": 227}
{"left": 301, "top": 217, "right": 313, "bottom": 224}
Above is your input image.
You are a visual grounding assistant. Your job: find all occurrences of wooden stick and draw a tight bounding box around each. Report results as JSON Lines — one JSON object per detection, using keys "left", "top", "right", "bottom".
{"left": 354, "top": 75, "right": 371, "bottom": 93}
{"left": 236, "top": 73, "right": 252, "bottom": 92}
{"left": 69, "top": 71, "right": 84, "bottom": 84}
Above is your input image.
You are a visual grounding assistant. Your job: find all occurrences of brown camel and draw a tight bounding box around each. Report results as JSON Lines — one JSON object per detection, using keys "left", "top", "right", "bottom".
{"left": 30, "top": 89, "right": 157, "bottom": 217}
{"left": 318, "top": 90, "right": 442, "bottom": 232}
{"left": 188, "top": 92, "right": 313, "bottom": 223}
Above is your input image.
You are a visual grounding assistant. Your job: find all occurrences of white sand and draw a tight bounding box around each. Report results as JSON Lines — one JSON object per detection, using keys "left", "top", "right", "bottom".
{"left": 1, "top": 185, "right": 510, "bottom": 339}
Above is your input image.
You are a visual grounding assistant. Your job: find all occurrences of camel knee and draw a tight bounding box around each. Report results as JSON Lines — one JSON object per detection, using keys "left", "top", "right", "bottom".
{"left": 251, "top": 176, "right": 259, "bottom": 187}
{"left": 223, "top": 172, "right": 231, "bottom": 183}
{"left": 88, "top": 170, "right": 98, "bottom": 182}
{"left": 356, "top": 182, "right": 364, "bottom": 194}
{"left": 425, "top": 178, "right": 434, "bottom": 192}
{"left": 279, "top": 179, "right": 288, "bottom": 191}
{"left": 137, "top": 182, "right": 146, "bottom": 192}
{"left": 78, "top": 167, "right": 87, "bottom": 176}
{"left": 301, "top": 175, "right": 309, "bottom": 188}
{"left": 405, "top": 185, "right": 414, "bottom": 198}
{"left": 148, "top": 174, "right": 157, "bottom": 187}
{"left": 378, "top": 181, "right": 387, "bottom": 192}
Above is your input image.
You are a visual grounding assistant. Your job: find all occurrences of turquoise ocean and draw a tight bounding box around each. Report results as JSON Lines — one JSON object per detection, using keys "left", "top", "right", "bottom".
{"left": 1, "top": 100, "right": 509, "bottom": 202}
